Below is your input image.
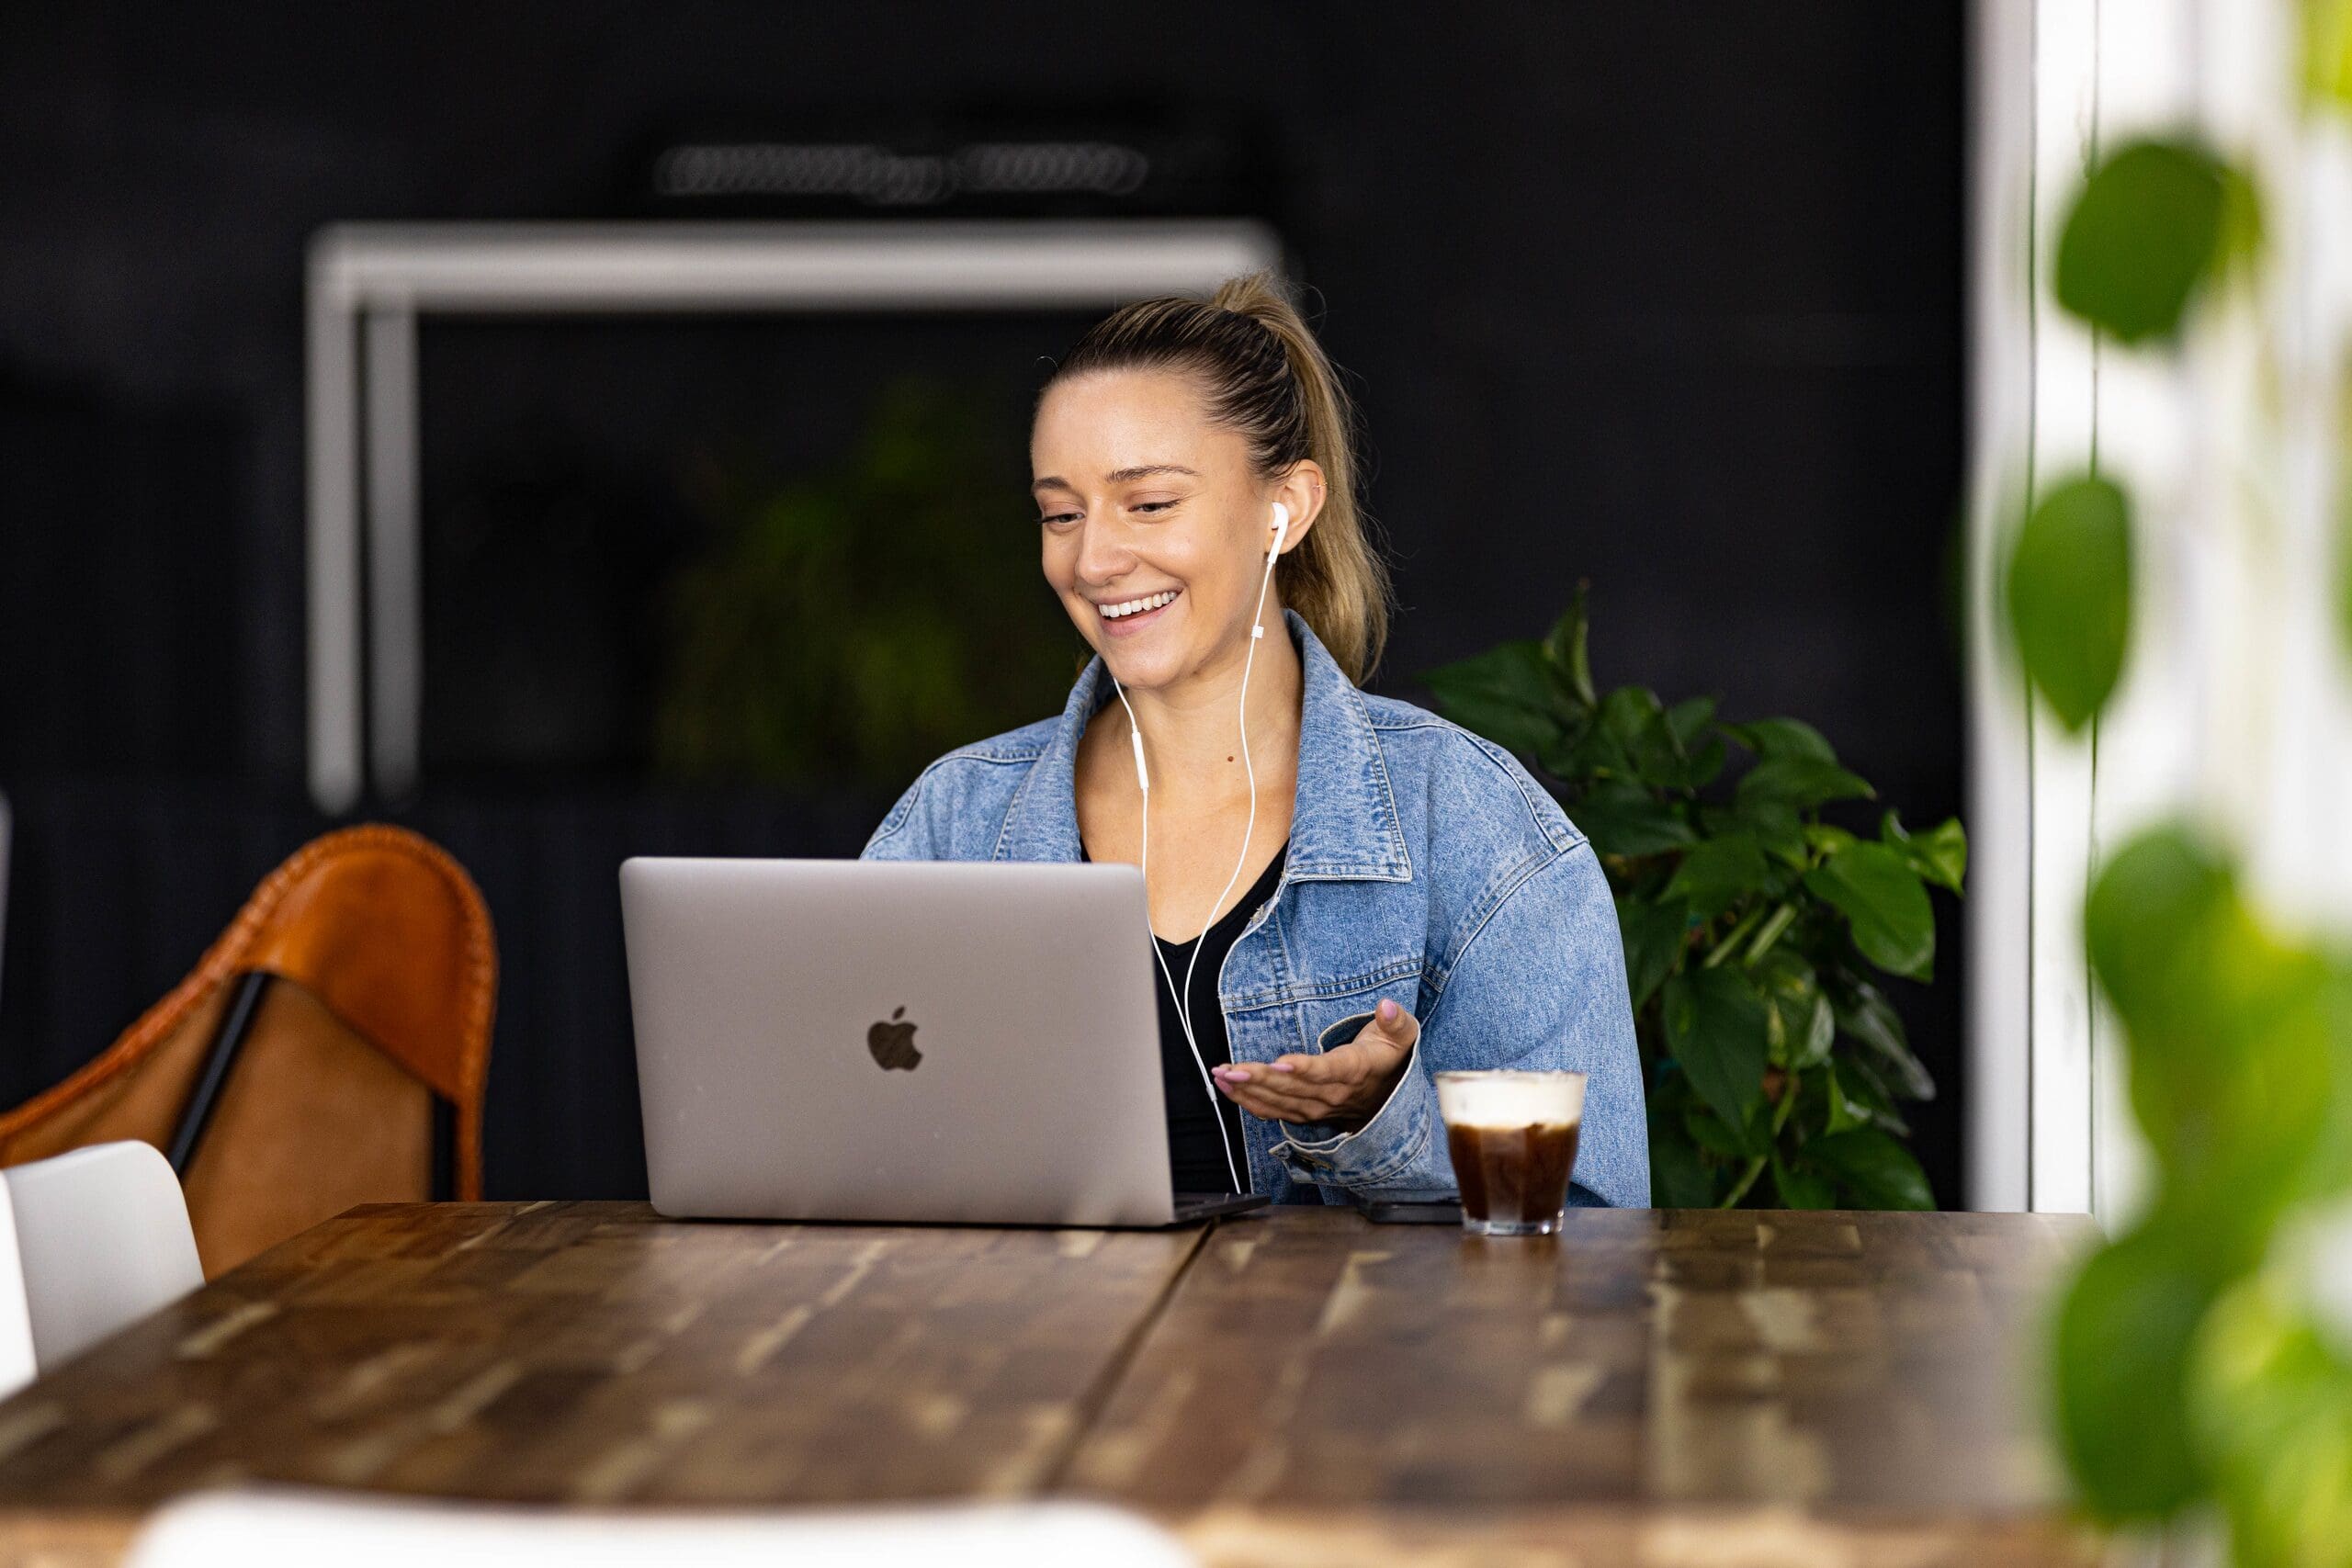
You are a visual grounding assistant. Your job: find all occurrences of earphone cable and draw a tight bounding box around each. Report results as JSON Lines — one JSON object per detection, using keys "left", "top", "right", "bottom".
{"left": 1114, "top": 679, "right": 1246, "bottom": 1195}
{"left": 1168, "top": 533, "right": 1284, "bottom": 1184}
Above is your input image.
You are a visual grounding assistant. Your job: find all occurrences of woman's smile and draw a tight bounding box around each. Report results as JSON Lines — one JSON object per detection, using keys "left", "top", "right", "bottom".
{"left": 1095, "top": 587, "right": 1182, "bottom": 637}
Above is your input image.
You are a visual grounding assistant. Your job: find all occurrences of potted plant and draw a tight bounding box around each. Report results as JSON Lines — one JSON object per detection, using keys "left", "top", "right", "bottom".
{"left": 1421, "top": 587, "right": 1963, "bottom": 1209}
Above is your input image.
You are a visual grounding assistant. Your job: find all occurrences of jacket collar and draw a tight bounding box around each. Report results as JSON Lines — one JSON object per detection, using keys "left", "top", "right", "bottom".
{"left": 993, "top": 608, "right": 1413, "bottom": 882}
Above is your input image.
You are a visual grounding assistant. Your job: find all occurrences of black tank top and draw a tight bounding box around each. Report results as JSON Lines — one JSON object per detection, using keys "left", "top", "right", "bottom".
{"left": 1082, "top": 840, "right": 1289, "bottom": 1195}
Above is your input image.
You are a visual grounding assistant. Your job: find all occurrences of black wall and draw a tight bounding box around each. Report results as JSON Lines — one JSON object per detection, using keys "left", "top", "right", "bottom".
{"left": 0, "top": 4, "right": 1968, "bottom": 1201}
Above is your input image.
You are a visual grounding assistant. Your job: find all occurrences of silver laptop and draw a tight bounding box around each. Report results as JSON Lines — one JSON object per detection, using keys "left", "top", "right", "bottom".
{"left": 620, "top": 857, "right": 1268, "bottom": 1228}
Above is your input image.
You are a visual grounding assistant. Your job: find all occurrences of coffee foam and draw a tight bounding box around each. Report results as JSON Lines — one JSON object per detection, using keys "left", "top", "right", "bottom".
{"left": 1436, "top": 1070, "right": 1587, "bottom": 1129}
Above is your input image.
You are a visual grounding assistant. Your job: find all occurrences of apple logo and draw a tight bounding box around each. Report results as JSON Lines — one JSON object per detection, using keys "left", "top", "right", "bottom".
{"left": 866, "top": 1006, "right": 922, "bottom": 1071}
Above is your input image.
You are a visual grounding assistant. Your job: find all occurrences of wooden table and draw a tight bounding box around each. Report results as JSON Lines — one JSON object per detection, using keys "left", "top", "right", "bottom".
{"left": 0, "top": 1202, "right": 2100, "bottom": 1566}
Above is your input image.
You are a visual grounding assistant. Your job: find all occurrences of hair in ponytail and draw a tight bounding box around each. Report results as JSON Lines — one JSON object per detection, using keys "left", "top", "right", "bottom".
{"left": 1041, "top": 272, "right": 1393, "bottom": 683}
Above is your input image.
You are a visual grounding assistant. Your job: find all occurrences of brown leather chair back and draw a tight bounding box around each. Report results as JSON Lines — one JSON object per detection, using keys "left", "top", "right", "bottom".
{"left": 0, "top": 825, "right": 495, "bottom": 1276}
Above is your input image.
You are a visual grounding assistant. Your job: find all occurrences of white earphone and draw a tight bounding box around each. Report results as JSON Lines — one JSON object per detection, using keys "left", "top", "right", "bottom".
{"left": 1112, "top": 500, "right": 1290, "bottom": 1193}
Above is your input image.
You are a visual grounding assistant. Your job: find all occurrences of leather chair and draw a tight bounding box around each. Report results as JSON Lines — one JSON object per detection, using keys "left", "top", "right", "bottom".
{"left": 0, "top": 826, "right": 495, "bottom": 1277}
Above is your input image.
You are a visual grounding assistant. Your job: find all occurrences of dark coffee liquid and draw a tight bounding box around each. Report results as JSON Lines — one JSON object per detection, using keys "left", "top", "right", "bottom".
{"left": 1447, "top": 1122, "right": 1580, "bottom": 1224}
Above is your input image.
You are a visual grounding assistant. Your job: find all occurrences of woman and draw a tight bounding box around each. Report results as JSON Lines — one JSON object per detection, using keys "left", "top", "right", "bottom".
{"left": 863, "top": 275, "right": 1647, "bottom": 1208}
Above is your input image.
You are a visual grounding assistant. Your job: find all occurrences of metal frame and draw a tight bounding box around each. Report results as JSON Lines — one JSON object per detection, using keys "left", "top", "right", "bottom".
{"left": 305, "top": 219, "right": 1286, "bottom": 811}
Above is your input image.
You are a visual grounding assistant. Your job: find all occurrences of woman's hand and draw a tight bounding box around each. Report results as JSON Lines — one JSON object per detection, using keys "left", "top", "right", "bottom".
{"left": 1210, "top": 998, "right": 1420, "bottom": 1129}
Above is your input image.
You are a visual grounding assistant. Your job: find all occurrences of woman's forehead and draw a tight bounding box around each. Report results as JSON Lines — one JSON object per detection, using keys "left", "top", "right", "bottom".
{"left": 1033, "top": 370, "right": 1243, "bottom": 479}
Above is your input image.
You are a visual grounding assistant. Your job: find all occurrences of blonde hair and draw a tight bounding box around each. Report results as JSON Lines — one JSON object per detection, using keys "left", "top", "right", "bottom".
{"left": 1042, "top": 272, "right": 1393, "bottom": 683}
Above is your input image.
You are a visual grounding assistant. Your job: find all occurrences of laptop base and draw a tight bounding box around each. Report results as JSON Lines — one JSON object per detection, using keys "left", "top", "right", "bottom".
{"left": 1168, "top": 1192, "right": 1271, "bottom": 1224}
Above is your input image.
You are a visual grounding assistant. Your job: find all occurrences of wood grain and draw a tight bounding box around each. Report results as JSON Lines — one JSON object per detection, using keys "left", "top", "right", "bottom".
{"left": 0, "top": 1201, "right": 1204, "bottom": 1510}
{"left": 0, "top": 1202, "right": 2099, "bottom": 1567}
{"left": 1178, "top": 1502, "right": 2101, "bottom": 1567}
{"left": 1069, "top": 1206, "right": 2095, "bottom": 1515}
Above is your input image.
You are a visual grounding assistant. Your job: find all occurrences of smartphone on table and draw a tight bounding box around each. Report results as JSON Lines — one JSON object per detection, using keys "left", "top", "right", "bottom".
{"left": 1353, "top": 1188, "right": 1463, "bottom": 1224}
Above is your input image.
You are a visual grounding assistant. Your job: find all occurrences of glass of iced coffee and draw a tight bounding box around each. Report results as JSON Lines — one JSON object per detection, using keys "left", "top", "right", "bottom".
{"left": 1435, "top": 1069, "right": 1588, "bottom": 1236}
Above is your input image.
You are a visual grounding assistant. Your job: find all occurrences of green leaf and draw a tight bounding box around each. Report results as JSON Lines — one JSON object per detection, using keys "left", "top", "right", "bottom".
{"left": 1822, "top": 1063, "right": 1869, "bottom": 1134}
{"left": 1665, "top": 832, "right": 1770, "bottom": 923}
{"left": 2216, "top": 162, "right": 2265, "bottom": 277}
{"left": 1615, "top": 894, "right": 1688, "bottom": 1011}
{"left": 1541, "top": 586, "right": 1599, "bottom": 711}
{"left": 1794, "top": 992, "right": 1836, "bottom": 1070}
{"left": 2083, "top": 824, "right": 2237, "bottom": 1037}
{"left": 1683, "top": 1104, "right": 1754, "bottom": 1160}
{"left": 1736, "top": 755, "right": 1875, "bottom": 813}
{"left": 1838, "top": 1055, "right": 1914, "bottom": 1134}
{"left": 1647, "top": 1127, "right": 1717, "bottom": 1208}
{"left": 1664, "top": 696, "right": 1716, "bottom": 748}
{"left": 2082, "top": 829, "right": 2339, "bottom": 1235}
{"left": 1741, "top": 800, "right": 1808, "bottom": 868}
{"left": 1596, "top": 687, "right": 1697, "bottom": 792}
{"left": 1882, "top": 812, "right": 1968, "bottom": 896}
{"left": 2055, "top": 139, "right": 2238, "bottom": 344}
{"left": 1573, "top": 781, "right": 1699, "bottom": 857}
{"left": 1420, "top": 641, "right": 1566, "bottom": 756}
{"left": 1770, "top": 1155, "right": 1838, "bottom": 1210}
{"left": 2053, "top": 1226, "right": 2222, "bottom": 1519}
{"left": 1831, "top": 980, "right": 1936, "bottom": 1100}
{"left": 2006, "top": 473, "right": 2133, "bottom": 733}
{"left": 1804, "top": 822, "right": 1860, "bottom": 857}
{"left": 1727, "top": 717, "right": 1836, "bottom": 763}
{"left": 1664, "top": 968, "right": 1771, "bottom": 1133}
{"left": 2191, "top": 1277, "right": 2352, "bottom": 1565}
{"left": 2312, "top": 0, "right": 2352, "bottom": 107}
{"left": 1684, "top": 735, "right": 1728, "bottom": 791}
{"left": 1807, "top": 1129, "right": 1934, "bottom": 1210}
{"left": 1805, "top": 842, "right": 1937, "bottom": 980}
{"left": 1753, "top": 949, "right": 1832, "bottom": 1070}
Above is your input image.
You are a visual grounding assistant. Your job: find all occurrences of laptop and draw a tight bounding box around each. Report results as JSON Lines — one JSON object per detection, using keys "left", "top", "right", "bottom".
{"left": 620, "top": 857, "right": 1269, "bottom": 1228}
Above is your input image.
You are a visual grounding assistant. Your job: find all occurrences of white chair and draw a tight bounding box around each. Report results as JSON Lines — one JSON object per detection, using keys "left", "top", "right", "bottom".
{"left": 0, "top": 1141, "right": 204, "bottom": 1395}
{"left": 125, "top": 1489, "right": 1199, "bottom": 1568}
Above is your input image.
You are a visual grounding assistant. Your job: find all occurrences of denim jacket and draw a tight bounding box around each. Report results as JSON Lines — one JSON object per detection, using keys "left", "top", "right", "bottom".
{"left": 861, "top": 610, "right": 1650, "bottom": 1208}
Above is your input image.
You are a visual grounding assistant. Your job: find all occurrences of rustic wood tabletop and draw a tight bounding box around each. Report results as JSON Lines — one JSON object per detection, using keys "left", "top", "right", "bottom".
{"left": 0, "top": 1201, "right": 2103, "bottom": 1567}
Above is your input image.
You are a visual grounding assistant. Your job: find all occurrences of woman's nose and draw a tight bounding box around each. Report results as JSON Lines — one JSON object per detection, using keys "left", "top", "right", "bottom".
{"left": 1071, "top": 517, "right": 1136, "bottom": 586}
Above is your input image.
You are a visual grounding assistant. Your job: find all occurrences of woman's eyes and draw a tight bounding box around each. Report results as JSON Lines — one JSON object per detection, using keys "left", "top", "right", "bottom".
{"left": 1037, "top": 500, "right": 1180, "bottom": 526}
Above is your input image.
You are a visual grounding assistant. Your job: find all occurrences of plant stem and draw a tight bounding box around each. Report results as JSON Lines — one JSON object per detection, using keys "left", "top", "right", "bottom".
{"left": 1716, "top": 1076, "right": 1803, "bottom": 1209}
{"left": 1719, "top": 1156, "right": 1767, "bottom": 1207}
{"left": 1702, "top": 905, "right": 1768, "bottom": 969}
{"left": 1743, "top": 902, "right": 1799, "bottom": 968}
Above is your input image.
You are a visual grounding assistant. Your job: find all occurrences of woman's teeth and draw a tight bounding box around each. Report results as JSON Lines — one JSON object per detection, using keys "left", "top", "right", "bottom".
{"left": 1100, "top": 590, "right": 1179, "bottom": 620}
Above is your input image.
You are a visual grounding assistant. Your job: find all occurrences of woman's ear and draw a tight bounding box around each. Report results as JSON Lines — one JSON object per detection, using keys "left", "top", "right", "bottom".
{"left": 1271, "top": 461, "right": 1328, "bottom": 557}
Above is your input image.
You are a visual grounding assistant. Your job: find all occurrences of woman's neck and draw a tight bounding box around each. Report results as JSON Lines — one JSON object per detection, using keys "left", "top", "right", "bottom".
{"left": 1114, "top": 609, "right": 1304, "bottom": 805}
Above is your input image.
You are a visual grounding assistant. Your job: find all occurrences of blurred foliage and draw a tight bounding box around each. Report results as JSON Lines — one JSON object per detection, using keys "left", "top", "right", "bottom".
{"left": 2056, "top": 139, "right": 2261, "bottom": 344}
{"left": 2056, "top": 830, "right": 2352, "bottom": 1557}
{"left": 2006, "top": 473, "right": 2133, "bottom": 731}
{"left": 653, "top": 378, "right": 1080, "bottom": 788}
{"left": 2017, "top": 70, "right": 2352, "bottom": 1566}
{"left": 1422, "top": 587, "right": 1961, "bottom": 1211}
{"left": 2311, "top": 0, "right": 2352, "bottom": 107}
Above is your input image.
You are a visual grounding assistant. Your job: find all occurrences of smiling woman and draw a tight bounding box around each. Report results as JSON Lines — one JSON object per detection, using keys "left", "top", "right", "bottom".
{"left": 863, "top": 274, "right": 1650, "bottom": 1209}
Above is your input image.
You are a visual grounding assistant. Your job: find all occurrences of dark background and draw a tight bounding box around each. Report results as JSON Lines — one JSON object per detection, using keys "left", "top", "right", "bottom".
{"left": 0, "top": 4, "right": 1968, "bottom": 1201}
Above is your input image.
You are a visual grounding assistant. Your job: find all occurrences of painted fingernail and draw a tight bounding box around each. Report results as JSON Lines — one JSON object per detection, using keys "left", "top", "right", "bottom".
{"left": 1378, "top": 998, "right": 1398, "bottom": 1021}
{"left": 1270, "top": 1061, "right": 1295, "bottom": 1073}
{"left": 1226, "top": 1068, "right": 1250, "bottom": 1082}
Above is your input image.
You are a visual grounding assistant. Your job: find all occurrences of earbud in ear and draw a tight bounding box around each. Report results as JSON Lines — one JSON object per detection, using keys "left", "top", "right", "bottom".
{"left": 1269, "top": 502, "right": 1291, "bottom": 560}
